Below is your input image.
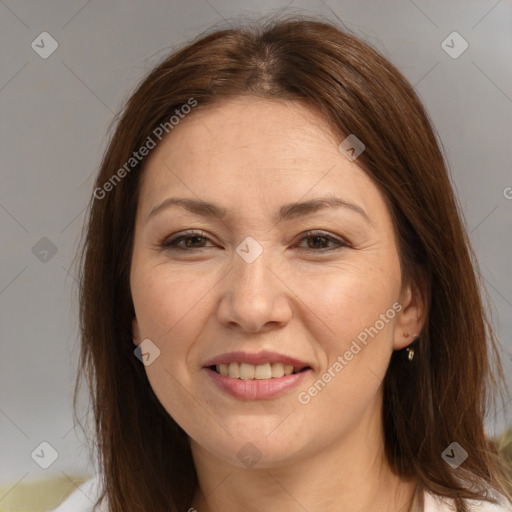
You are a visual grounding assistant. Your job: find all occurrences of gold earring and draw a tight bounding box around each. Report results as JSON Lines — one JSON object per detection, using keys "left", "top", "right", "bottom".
{"left": 406, "top": 346, "right": 415, "bottom": 361}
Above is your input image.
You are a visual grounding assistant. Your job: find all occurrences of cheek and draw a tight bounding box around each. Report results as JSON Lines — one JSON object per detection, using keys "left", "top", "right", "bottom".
{"left": 293, "top": 262, "right": 400, "bottom": 408}
{"left": 293, "top": 259, "right": 400, "bottom": 341}
{"left": 132, "top": 261, "right": 208, "bottom": 341}
{"left": 292, "top": 275, "right": 397, "bottom": 427}
{"left": 131, "top": 259, "right": 225, "bottom": 411}
{"left": 131, "top": 266, "right": 204, "bottom": 426}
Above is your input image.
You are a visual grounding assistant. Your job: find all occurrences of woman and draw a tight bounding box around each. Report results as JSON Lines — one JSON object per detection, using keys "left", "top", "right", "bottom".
{"left": 53, "top": 15, "right": 512, "bottom": 512}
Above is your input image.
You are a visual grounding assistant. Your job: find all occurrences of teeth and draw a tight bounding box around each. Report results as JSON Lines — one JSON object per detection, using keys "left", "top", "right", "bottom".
{"left": 284, "top": 364, "right": 294, "bottom": 376}
{"left": 271, "top": 362, "right": 284, "bottom": 378}
{"left": 239, "top": 363, "right": 255, "bottom": 380}
{"left": 255, "top": 363, "right": 272, "bottom": 380}
{"left": 228, "top": 362, "right": 239, "bottom": 378}
{"left": 215, "top": 362, "right": 303, "bottom": 380}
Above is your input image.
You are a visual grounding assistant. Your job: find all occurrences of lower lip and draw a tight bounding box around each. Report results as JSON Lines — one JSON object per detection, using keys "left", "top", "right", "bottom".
{"left": 204, "top": 367, "right": 311, "bottom": 400}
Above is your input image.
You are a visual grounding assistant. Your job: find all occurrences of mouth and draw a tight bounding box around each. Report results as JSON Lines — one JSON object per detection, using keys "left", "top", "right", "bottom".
{"left": 209, "top": 362, "right": 310, "bottom": 380}
{"left": 205, "top": 362, "right": 312, "bottom": 400}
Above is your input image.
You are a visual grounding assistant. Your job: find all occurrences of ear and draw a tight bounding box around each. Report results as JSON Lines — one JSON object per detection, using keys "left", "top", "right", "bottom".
{"left": 132, "top": 316, "right": 141, "bottom": 347}
{"left": 394, "top": 272, "right": 428, "bottom": 350}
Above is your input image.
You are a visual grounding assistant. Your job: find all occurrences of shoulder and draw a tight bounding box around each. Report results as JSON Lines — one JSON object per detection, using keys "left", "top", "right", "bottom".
{"left": 49, "top": 474, "right": 108, "bottom": 512}
{"left": 424, "top": 488, "right": 512, "bottom": 512}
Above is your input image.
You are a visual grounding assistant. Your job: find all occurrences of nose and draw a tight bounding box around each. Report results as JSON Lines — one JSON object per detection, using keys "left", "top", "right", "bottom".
{"left": 216, "top": 246, "right": 293, "bottom": 333}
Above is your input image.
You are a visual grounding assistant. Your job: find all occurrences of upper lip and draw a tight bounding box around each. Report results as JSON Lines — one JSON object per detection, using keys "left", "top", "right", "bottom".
{"left": 203, "top": 350, "right": 311, "bottom": 370}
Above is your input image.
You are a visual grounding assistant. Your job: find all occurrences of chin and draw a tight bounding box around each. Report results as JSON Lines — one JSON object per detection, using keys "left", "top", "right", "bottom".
{"left": 192, "top": 429, "right": 310, "bottom": 469}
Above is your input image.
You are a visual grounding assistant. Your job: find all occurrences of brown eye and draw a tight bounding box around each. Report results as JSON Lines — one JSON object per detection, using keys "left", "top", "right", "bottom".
{"left": 160, "top": 230, "right": 213, "bottom": 250}
{"left": 295, "top": 231, "right": 348, "bottom": 252}
{"left": 159, "top": 230, "right": 349, "bottom": 253}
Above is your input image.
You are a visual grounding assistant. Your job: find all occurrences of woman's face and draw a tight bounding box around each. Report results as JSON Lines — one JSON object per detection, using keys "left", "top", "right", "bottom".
{"left": 130, "top": 96, "right": 423, "bottom": 469}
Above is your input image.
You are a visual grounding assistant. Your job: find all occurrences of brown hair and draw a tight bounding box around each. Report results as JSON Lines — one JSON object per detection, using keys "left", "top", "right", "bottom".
{"left": 75, "top": 14, "right": 512, "bottom": 511}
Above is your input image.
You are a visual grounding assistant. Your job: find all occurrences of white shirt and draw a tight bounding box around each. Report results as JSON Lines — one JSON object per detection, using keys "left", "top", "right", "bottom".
{"left": 50, "top": 474, "right": 512, "bottom": 512}
{"left": 50, "top": 475, "right": 108, "bottom": 512}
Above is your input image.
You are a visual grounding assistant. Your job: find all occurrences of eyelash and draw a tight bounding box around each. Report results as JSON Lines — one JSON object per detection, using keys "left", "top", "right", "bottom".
{"left": 159, "top": 229, "right": 350, "bottom": 253}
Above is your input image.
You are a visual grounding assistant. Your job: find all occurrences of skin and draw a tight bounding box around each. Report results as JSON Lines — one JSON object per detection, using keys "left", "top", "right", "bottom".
{"left": 130, "top": 96, "right": 426, "bottom": 512}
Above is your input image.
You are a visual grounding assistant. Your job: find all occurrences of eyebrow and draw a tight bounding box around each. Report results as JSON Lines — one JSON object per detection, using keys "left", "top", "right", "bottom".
{"left": 147, "top": 195, "right": 373, "bottom": 226}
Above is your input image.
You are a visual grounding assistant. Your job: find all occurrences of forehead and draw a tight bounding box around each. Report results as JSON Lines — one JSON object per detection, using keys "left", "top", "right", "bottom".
{"left": 137, "top": 97, "right": 386, "bottom": 224}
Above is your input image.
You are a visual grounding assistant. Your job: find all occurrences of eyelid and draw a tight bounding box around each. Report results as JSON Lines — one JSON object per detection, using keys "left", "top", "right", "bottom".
{"left": 160, "top": 229, "right": 213, "bottom": 248}
{"left": 159, "top": 229, "right": 351, "bottom": 251}
{"left": 296, "top": 230, "right": 351, "bottom": 251}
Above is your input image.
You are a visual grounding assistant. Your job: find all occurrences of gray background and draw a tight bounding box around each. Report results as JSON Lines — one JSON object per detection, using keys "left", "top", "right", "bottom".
{"left": 1, "top": 0, "right": 511, "bottom": 491}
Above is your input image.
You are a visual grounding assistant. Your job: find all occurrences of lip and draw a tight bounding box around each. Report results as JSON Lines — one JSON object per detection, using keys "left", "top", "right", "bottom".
{"left": 205, "top": 366, "right": 312, "bottom": 400}
{"left": 203, "top": 350, "right": 310, "bottom": 369}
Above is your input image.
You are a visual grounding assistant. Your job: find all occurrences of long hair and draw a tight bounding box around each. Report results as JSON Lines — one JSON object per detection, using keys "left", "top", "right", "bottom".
{"left": 75, "top": 15, "right": 512, "bottom": 511}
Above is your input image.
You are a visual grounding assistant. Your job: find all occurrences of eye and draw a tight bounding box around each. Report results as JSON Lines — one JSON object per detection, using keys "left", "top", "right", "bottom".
{"left": 160, "top": 230, "right": 214, "bottom": 250}
{"left": 294, "top": 230, "right": 349, "bottom": 253}
{"left": 159, "top": 229, "right": 349, "bottom": 252}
